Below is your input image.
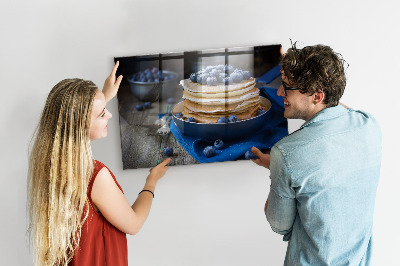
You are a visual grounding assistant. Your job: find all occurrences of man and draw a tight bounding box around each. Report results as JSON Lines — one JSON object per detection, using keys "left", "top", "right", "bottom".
{"left": 252, "top": 44, "right": 381, "bottom": 265}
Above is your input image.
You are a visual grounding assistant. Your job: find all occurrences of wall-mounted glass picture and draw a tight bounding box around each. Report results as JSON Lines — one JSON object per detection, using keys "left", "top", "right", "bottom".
{"left": 115, "top": 44, "right": 288, "bottom": 169}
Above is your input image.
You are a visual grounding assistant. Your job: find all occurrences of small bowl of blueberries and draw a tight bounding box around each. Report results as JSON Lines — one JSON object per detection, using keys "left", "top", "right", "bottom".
{"left": 128, "top": 67, "right": 178, "bottom": 102}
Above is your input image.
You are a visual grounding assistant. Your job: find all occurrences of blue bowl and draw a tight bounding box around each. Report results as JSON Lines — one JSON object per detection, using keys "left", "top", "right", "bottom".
{"left": 171, "top": 96, "right": 271, "bottom": 141}
{"left": 128, "top": 70, "right": 178, "bottom": 102}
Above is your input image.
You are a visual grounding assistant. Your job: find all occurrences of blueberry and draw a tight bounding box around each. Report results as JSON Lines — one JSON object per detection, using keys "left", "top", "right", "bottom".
{"left": 187, "top": 117, "right": 196, "bottom": 122}
{"left": 163, "top": 147, "right": 173, "bottom": 156}
{"left": 206, "top": 76, "right": 218, "bottom": 86}
{"left": 131, "top": 74, "right": 139, "bottom": 81}
{"left": 214, "top": 139, "right": 224, "bottom": 149}
{"left": 136, "top": 104, "right": 144, "bottom": 111}
{"left": 257, "top": 109, "right": 266, "bottom": 116}
{"left": 217, "top": 117, "right": 228, "bottom": 123}
{"left": 144, "top": 102, "right": 152, "bottom": 108}
{"left": 197, "top": 73, "right": 209, "bottom": 85}
{"left": 207, "top": 72, "right": 216, "bottom": 78}
{"left": 225, "top": 65, "right": 235, "bottom": 74}
{"left": 216, "top": 65, "right": 225, "bottom": 71}
{"left": 228, "top": 115, "right": 239, "bottom": 123}
{"left": 210, "top": 69, "right": 220, "bottom": 76}
{"left": 218, "top": 72, "right": 227, "bottom": 82}
{"left": 146, "top": 72, "right": 152, "bottom": 79}
{"left": 190, "top": 73, "right": 197, "bottom": 83}
{"left": 242, "top": 71, "right": 251, "bottom": 80}
{"left": 245, "top": 150, "right": 259, "bottom": 160}
{"left": 154, "top": 78, "right": 159, "bottom": 83}
{"left": 139, "top": 77, "right": 146, "bottom": 82}
{"left": 144, "top": 68, "right": 151, "bottom": 73}
{"left": 222, "top": 76, "right": 232, "bottom": 85}
{"left": 205, "top": 66, "right": 214, "bottom": 73}
{"left": 230, "top": 72, "right": 243, "bottom": 83}
{"left": 175, "top": 112, "right": 183, "bottom": 118}
{"left": 151, "top": 67, "right": 159, "bottom": 74}
{"left": 147, "top": 78, "right": 154, "bottom": 82}
{"left": 196, "top": 75, "right": 203, "bottom": 84}
{"left": 203, "top": 146, "right": 216, "bottom": 158}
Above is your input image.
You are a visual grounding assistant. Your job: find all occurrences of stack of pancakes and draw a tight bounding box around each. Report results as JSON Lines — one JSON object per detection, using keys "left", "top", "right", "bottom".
{"left": 180, "top": 77, "right": 262, "bottom": 123}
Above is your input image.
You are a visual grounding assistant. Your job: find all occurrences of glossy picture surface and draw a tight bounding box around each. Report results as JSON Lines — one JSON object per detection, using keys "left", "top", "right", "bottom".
{"left": 115, "top": 44, "right": 288, "bottom": 169}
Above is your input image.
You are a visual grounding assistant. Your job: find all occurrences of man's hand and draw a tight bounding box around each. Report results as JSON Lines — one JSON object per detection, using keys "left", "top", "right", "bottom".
{"left": 251, "top": 147, "right": 271, "bottom": 169}
{"left": 103, "top": 61, "right": 123, "bottom": 103}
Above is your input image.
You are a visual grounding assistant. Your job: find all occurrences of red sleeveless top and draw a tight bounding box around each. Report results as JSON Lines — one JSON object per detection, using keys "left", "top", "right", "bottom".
{"left": 69, "top": 160, "right": 128, "bottom": 266}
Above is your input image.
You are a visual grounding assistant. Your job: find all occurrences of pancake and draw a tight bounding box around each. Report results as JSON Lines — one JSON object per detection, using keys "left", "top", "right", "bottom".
{"left": 180, "top": 78, "right": 256, "bottom": 94}
{"left": 179, "top": 65, "right": 264, "bottom": 123}
{"left": 183, "top": 105, "right": 260, "bottom": 123}
{"left": 182, "top": 87, "right": 260, "bottom": 104}
{"left": 184, "top": 98, "right": 260, "bottom": 114}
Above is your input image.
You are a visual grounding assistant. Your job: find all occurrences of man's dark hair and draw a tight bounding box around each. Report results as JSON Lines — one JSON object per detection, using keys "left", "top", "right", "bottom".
{"left": 281, "top": 43, "right": 348, "bottom": 107}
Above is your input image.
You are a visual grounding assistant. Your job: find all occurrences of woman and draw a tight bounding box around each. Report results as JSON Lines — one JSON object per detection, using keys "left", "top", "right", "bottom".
{"left": 27, "top": 62, "right": 170, "bottom": 266}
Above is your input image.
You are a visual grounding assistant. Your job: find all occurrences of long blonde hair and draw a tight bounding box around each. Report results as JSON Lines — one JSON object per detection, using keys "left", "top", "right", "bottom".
{"left": 28, "top": 79, "right": 98, "bottom": 265}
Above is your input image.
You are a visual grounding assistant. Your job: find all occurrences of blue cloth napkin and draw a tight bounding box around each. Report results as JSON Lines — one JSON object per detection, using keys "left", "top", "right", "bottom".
{"left": 259, "top": 86, "right": 284, "bottom": 109}
{"left": 256, "top": 64, "right": 281, "bottom": 84}
{"left": 170, "top": 87, "right": 288, "bottom": 163}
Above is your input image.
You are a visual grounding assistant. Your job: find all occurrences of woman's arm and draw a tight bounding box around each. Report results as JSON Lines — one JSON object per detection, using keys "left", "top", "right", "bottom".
{"left": 91, "top": 158, "right": 171, "bottom": 235}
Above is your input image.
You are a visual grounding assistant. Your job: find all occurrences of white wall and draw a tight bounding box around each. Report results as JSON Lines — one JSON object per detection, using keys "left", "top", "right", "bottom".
{"left": 1, "top": 0, "right": 399, "bottom": 265}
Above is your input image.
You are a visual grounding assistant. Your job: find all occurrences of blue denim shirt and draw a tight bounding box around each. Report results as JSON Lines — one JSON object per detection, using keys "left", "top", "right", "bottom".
{"left": 266, "top": 105, "right": 382, "bottom": 266}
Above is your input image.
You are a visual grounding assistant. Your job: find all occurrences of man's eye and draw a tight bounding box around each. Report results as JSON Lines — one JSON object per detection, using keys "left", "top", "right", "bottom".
{"left": 101, "top": 112, "right": 105, "bottom": 117}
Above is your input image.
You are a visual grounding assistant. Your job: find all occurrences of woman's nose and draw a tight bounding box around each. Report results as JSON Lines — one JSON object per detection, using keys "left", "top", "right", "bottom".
{"left": 106, "top": 109, "right": 112, "bottom": 119}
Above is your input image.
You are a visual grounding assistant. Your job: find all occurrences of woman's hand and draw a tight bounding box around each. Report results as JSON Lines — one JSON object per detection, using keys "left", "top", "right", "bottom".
{"left": 251, "top": 147, "right": 271, "bottom": 169}
{"left": 103, "top": 61, "right": 123, "bottom": 103}
{"left": 146, "top": 158, "right": 171, "bottom": 186}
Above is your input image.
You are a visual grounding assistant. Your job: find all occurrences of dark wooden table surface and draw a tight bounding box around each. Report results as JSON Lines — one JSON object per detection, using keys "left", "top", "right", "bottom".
{"left": 117, "top": 84, "right": 199, "bottom": 169}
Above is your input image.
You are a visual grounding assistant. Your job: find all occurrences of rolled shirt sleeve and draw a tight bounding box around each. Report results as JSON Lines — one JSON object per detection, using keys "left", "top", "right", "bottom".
{"left": 266, "top": 146, "right": 297, "bottom": 241}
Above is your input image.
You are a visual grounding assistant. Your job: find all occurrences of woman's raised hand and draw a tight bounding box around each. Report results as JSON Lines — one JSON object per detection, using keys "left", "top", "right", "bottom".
{"left": 103, "top": 61, "right": 123, "bottom": 103}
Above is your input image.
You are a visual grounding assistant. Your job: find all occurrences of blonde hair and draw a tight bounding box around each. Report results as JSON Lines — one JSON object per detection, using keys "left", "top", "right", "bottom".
{"left": 28, "top": 79, "right": 98, "bottom": 265}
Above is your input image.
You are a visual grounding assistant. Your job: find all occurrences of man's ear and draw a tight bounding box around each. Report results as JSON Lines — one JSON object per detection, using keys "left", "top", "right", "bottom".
{"left": 313, "top": 92, "right": 325, "bottom": 104}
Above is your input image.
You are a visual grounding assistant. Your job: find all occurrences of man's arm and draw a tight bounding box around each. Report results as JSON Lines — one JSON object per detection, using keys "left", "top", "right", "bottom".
{"left": 265, "top": 146, "right": 297, "bottom": 239}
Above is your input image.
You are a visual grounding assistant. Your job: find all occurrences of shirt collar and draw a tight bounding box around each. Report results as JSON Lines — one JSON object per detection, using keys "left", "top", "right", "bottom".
{"left": 300, "top": 105, "right": 349, "bottom": 129}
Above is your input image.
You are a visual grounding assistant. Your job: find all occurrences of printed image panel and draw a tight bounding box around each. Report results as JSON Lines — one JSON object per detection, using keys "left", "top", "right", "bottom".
{"left": 115, "top": 45, "right": 287, "bottom": 169}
